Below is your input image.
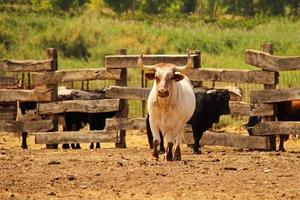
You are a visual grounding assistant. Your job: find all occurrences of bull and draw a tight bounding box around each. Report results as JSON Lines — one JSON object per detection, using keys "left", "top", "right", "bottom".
{"left": 139, "top": 51, "right": 195, "bottom": 161}
{"left": 246, "top": 100, "right": 300, "bottom": 152}
{"left": 146, "top": 88, "right": 231, "bottom": 154}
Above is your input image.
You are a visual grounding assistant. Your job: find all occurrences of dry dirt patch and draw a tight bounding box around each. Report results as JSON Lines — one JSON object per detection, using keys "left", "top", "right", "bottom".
{"left": 0, "top": 131, "right": 300, "bottom": 200}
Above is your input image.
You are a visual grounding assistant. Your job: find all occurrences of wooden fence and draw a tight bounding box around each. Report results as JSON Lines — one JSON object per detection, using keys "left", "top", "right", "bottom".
{"left": 1, "top": 44, "right": 300, "bottom": 150}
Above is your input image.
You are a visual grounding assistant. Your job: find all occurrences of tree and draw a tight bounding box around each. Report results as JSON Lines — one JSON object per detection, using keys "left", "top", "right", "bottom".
{"left": 103, "top": 0, "right": 136, "bottom": 13}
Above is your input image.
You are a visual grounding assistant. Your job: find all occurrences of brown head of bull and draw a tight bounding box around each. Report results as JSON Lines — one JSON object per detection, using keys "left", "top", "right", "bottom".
{"left": 138, "top": 51, "right": 193, "bottom": 98}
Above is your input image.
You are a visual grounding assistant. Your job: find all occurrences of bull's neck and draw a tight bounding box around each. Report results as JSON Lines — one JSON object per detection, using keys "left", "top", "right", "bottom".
{"left": 156, "top": 82, "right": 178, "bottom": 111}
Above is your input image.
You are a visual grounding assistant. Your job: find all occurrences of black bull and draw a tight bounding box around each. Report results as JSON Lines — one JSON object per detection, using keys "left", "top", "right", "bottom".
{"left": 147, "top": 89, "right": 231, "bottom": 154}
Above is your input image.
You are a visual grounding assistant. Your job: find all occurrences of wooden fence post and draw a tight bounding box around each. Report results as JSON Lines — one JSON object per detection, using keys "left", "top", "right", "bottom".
{"left": 115, "top": 49, "right": 128, "bottom": 148}
{"left": 45, "top": 48, "right": 59, "bottom": 149}
{"left": 191, "top": 50, "right": 202, "bottom": 87}
{"left": 261, "top": 43, "right": 278, "bottom": 150}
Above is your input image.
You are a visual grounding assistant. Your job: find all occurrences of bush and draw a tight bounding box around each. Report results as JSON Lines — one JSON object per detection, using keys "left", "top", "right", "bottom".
{"left": 41, "top": 26, "right": 90, "bottom": 60}
{"left": 0, "top": 30, "right": 15, "bottom": 50}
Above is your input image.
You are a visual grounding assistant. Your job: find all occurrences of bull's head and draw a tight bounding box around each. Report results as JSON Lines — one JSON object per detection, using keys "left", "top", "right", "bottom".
{"left": 138, "top": 51, "right": 192, "bottom": 98}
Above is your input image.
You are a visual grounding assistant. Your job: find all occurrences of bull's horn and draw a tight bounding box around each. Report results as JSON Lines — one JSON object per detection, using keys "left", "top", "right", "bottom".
{"left": 138, "top": 50, "right": 155, "bottom": 71}
{"left": 175, "top": 50, "right": 193, "bottom": 72}
{"left": 207, "top": 89, "right": 217, "bottom": 94}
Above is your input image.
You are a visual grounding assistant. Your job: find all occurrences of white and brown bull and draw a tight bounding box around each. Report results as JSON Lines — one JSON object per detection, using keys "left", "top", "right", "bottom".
{"left": 138, "top": 51, "right": 195, "bottom": 161}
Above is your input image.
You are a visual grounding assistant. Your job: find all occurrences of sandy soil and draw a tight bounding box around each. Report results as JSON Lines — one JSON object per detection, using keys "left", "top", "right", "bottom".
{"left": 1, "top": 130, "right": 300, "bottom": 200}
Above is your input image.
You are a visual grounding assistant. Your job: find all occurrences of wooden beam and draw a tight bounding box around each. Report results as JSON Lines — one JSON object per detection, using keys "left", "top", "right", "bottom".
{"left": 106, "top": 86, "right": 151, "bottom": 100}
{"left": 31, "top": 69, "right": 121, "bottom": 85}
{"left": 105, "top": 54, "right": 198, "bottom": 68}
{"left": 229, "top": 101, "right": 274, "bottom": 116}
{"left": 0, "top": 88, "right": 55, "bottom": 102}
{"left": 38, "top": 99, "right": 120, "bottom": 114}
{"left": 35, "top": 130, "right": 118, "bottom": 144}
{"left": 251, "top": 88, "right": 300, "bottom": 103}
{"left": 183, "top": 131, "right": 270, "bottom": 150}
{"left": 105, "top": 118, "right": 146, "bottom": 131}
{"left": 0, "top": 59, "right": 53, "bottom": 72}
{"left": 0, "top": 120, "right": 53, "bottom": 132}
{"left": 245, "top": 49, "right": 300, "bottom": 72}
{"left": 252, "top": 121, "right": 300, "bottom": 136}
{"left": 186, "top": 68, "right": 276, "bottom": 84}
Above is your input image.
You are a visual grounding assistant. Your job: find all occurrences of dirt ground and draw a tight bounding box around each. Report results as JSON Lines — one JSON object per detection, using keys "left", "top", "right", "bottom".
{"left": 1, "top": 129, "right": 300, "bottom": 200}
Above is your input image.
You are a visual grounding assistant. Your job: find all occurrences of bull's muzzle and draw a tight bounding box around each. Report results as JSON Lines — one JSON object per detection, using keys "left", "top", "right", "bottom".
{"left": 158, "top": 89, "right": 169, "bottom": 97}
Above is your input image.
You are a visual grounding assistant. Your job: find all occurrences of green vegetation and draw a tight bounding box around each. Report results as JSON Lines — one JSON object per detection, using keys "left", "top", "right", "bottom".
{"left": 1, "top": 1, "right": 300, "bottom": 117}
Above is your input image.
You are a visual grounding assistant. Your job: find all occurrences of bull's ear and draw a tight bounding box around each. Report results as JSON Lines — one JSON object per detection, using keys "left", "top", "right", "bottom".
{"left": 172, "top": 72, "right": 184, "bottom": 81}
{"left": 145, "top": 72, "right": 155, "bottom": 80}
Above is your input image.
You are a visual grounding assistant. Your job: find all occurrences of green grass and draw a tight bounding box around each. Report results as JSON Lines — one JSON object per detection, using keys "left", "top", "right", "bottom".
{"left": 1, "top": 11, "right": 300, "bottom": 118}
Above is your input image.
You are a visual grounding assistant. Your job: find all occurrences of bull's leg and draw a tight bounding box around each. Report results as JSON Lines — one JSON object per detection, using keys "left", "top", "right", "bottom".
{"left": 21, "top": 132, "right": 28, "bottom": 149}
{"left": 62, "top": 144, "right": 70, "bottom": 149}
{"left": 174, "top": 145, "right": 181, "bottom": 161}
{"left": 165, "top": 142, "right": 174, "bottom": 161}
{"left": 192, "top": 125, "right": 202, "bottom": 154}
{"left": 146, "top": 115, "right": 154, "bottom": 149}
{"left": 149, "top": 117, "right": 161, "bottom": 160}
{"left": 96, "top": 142, "right": 101, "bottom": 149}
{"left": 152, "top": 140, "right": 159, "bottom": 160}
{"left": 174, "top": 132, "right": 183, "bottom": 161}
{"left": 279, "top": 134, "right": 286, "bottom": 152}
{"left": 159, "top": 131, "right": 165, "bottom": 153}
{"left": 90, "top": 143, "right": 94, "bottom": 149}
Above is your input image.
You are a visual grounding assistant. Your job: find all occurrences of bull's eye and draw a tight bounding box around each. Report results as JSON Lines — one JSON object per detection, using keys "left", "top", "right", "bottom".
{"left": 155, "top": 76, "right": 160, "bottom": 82}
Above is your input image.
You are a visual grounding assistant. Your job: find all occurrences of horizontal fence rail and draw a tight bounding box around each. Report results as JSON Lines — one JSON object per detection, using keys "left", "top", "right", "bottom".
{"left": 0, "top": 88, "right": 56, "bottom": 102}
{"left": 38, "top": 99, "right": 120, "bottom": 114}
{"left": 245, "top": 49, "right": 300, "bottom": 72}
{"left": 106, "top": 86, "right": 275, "bottom": 116}
{"left": 31, "top": 68, "right": 121, "bottom": 85}
{"left": 186, "top": 68, "right": 276, "bottom": 84}
{"left": 35, "top": 130, "right": 118, "bottom": 144}
{"left": 251, "top": 88, "right": 300, "bottom": 103}
{"left": 0, "top": 59, "right": 53, "bottom": 72}
{"left": 253, "top": 121, "right": 300, "bottom": 136}
{"left": 0, "top": 120, "right": 53, "bottom": 132}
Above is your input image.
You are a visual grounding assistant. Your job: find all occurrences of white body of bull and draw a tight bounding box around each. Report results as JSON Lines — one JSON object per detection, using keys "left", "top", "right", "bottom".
{"left": 147, "top": 75, "right": 195, "bottom": 149}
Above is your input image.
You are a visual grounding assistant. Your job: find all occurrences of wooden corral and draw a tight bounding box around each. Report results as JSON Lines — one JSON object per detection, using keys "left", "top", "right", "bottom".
{"left": 1, "top": 43, "right": 300, "bottom": 151}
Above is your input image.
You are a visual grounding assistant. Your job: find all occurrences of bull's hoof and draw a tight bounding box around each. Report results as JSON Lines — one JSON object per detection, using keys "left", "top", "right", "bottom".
{"left": 96, "top": 143, "right": 101, "bottom": 149}
{"left": 279, "top": 147, "right": 286, "bottom": 152}
{"left": 165, "top": 152, "right": 173, "bottom": 161}
{"left": 174, "top": 154, "right": 181, "bottom": 161}
{"left": 62, "top": 144, "right": 70, "bottom": 149}
{"left": 152, "top": 152, "right": 159, "bottom": 161}
{"left": 90, "top": 143, "right": 94, "bottom": 149}
{"left": 193, "top": 150, "right": 202, "bottom": 155}
{"left": 21, "top": 144, "right": 28, "bottom": 149}
{"left": 159, "top": 147, "right": 166, "bottom": 154}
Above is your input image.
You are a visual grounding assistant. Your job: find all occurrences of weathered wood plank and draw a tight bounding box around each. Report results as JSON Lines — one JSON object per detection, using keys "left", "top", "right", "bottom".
{"left": 183, "top": 131, "right": 270, "bottom": 150}
{"left": 245, "top": 49, "right": 300, "bottom": 72}
{"left": 252, "top": 121, "right": 300, "bottom": 136}
{"left": 105, "top": 54, "right": 198, "bottom": 68}
{"left": 186, "top": 68, "right": 276, "bottom": 84}
{"left": 106, "top": 86, "right": 151, "bottom": 100}
{"left": 0, "top": 120, "right": 53, "bottom": 132}
{"left": 0, "top": 59, "right": 53, "bottom": 72}
{"left": 38, "top": 99, "right": 120, "bottom": 114}
{"left": 0, "top": 88, "right": 55, "bottom": 102}
{"left": 31, "top": 69, "right": 121, "bottom": 85}
{"left": 251, "top": 88, "right": 300, "bottom": 103}
{"left": 0, "top": 76, "right": 21, "bottom": 89}
{"left": 106, "top": 118, "right": 146, "bottom": 131}
{"left": 35, "top": 130, "right": 118, "bottom": 144}
{"left": 229, "top": 101, "right": 274, "bottom": 116}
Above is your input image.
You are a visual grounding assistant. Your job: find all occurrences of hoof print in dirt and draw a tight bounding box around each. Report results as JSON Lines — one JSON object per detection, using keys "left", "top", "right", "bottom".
{"left": 48, "top": 160, "right": 61, "bottom": 165}
{"left": 67, "top": 175, "right": 76, "bottom": 181}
